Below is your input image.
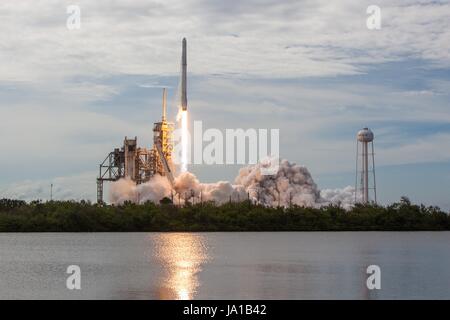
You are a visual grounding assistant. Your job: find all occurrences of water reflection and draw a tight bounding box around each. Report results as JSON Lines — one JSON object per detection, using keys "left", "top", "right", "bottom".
{"left": 153, "top": 233, "right": 209, "bottom": 300}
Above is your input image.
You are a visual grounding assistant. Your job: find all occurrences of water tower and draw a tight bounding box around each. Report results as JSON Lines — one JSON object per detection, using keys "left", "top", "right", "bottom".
{"left": 355, "top": 128, "right": 377, "bottom": 204}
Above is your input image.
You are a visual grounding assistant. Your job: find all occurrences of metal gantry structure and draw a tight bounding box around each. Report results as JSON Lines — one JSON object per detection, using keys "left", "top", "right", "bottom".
{"left": 97, "top": 146, "right": 125, "bottom": 204}
{"left": 97, "top": 39, "right": 189, "bottom": 204}
{"left": 96, "top": 89, "right": 175, "bottom": 204}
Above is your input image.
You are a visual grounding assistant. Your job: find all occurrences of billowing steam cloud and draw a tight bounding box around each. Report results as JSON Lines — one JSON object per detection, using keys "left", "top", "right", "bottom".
{"left": 109, "top": 159, "right": 355, "bottom": 208}
{"left": 235, "top": 159, "right": 320, "bottom": 207}
{"left": 109, "top": 174, "right": 172, "bottom": 204}
{"left": 320, "top": 186, "right": 356, "bottom": 208}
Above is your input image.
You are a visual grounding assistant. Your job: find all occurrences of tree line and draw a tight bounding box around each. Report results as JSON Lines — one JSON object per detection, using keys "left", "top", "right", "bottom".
{"left": 0, "top": 197, "right": 449, "bottom": 232}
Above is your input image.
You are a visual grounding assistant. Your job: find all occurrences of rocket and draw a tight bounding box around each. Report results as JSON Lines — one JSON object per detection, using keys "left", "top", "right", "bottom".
{"left": 181, "top": 38, "right": 187, "bottom": 111}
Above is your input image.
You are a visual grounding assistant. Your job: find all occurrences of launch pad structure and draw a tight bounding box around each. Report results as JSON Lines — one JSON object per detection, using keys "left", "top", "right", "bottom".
{"left": 97, "top": 38, "right": 188, "bottom": 204}
{"left": 96, "top": 89, "right": 175, "bottom": 204}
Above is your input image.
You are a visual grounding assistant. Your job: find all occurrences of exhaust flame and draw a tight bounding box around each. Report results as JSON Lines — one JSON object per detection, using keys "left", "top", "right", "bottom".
{"left": 177, "top": 109, "right": 188, "bottom": 173}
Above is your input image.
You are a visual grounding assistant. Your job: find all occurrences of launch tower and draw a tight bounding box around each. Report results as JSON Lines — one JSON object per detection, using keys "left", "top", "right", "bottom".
{"left": 96, "top": 38, "right": 188, "bottom": 204}
{"left": 96, "top": 89, "right": 175, "bottom": 204}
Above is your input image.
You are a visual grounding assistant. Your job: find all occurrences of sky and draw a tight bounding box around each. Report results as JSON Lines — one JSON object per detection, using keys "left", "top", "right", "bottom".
{"left": 0, "top": 0, "right": 449, "bottom": 208}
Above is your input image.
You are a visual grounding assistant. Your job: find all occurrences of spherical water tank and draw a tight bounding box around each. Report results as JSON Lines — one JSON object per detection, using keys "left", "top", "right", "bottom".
{"left": 357, "top": 128, "right": 374, "bottom": 142}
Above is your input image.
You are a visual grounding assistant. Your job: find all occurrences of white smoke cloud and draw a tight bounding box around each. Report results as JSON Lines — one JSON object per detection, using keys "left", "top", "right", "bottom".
{"left": 109, "top": 175, "right": 173, "bottom": 204}
{"left": 234, "top": 159, "right": 320, "bottom": 207}
{"left": 320, "top": 186, "right": 357, "bottom": 210}
{"left": 109, "top": 159, "right": 355, "bottom": 208}
{"left": 110, "top": 171, "right": 246, "bottom": 205}
{"left": 109, "top": 178, "right": 137, "bottom": 204}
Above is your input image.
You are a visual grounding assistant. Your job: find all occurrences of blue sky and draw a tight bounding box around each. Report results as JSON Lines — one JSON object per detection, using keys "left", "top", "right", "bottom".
{"left": 0, "top": 0, "right": 449, "bottom": 208}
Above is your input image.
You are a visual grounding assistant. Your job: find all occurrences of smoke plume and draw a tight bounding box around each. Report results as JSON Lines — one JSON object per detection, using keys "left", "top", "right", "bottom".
{"left": 109, "top": 159, "right": 355, "bottom": 208}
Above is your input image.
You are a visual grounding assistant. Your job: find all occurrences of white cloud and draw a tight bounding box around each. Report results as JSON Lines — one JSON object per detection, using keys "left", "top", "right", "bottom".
{"left": 0, "top": 102, "right": 153, "bottom": 175}
{"left": 185, "top": 76, "right": 450, "bottom": 175}
{"left": 380, "top": 133, "right": 450, "bottom": 166}
{"left": 0, "top": 0, "right": 448, "bottom": 81}
{"left": 0, "top": 171, "right": 96, "bottom": 202}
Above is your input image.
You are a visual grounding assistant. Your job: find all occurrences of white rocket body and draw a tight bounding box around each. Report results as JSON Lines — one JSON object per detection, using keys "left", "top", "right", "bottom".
{"left": 181, "top": 38, "right": 187, "bottom": 111}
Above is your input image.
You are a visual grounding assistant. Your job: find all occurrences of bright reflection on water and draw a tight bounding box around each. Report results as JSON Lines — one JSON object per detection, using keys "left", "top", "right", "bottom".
{"left": 153, "top": 233, "right": 209, "bottom": 300}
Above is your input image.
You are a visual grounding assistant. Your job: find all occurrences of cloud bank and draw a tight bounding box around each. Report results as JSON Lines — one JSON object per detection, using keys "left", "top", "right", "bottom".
{"left": 0, "top": 1, "right": 448, "bottom": 81}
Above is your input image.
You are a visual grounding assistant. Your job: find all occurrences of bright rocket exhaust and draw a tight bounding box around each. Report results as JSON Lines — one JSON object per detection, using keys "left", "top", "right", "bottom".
{"left": 179, "top": 110, "right": 188, "bottom": 173}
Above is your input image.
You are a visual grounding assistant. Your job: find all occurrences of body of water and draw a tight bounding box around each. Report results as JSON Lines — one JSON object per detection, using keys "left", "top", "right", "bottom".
{"left": 0, "top": 232, "right": 449, "bottom": 299}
